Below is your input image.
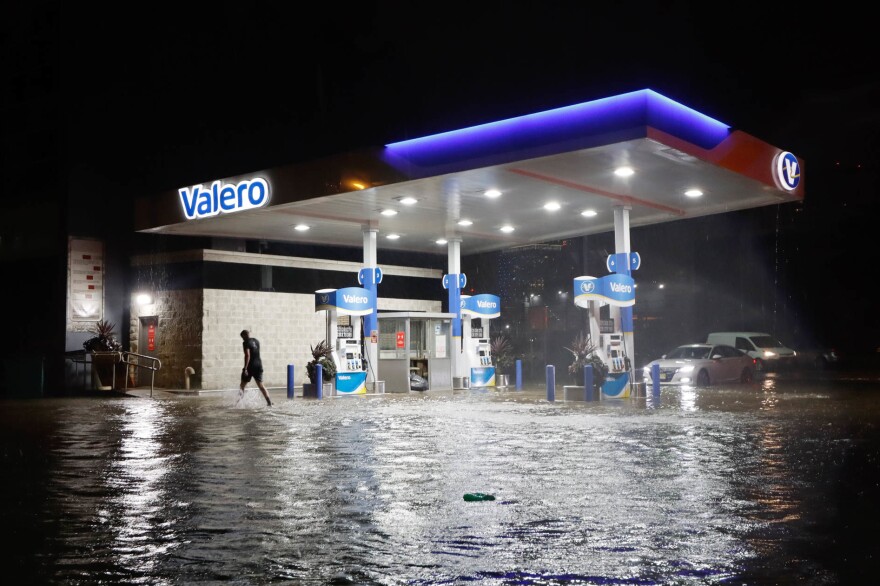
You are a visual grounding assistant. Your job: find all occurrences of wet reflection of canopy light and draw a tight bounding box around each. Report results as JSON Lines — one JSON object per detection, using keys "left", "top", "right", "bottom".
{"left": 614, "top": 166, "right": 634, "bottom": 177}
{"left": 581, "top": 209, "right": 598, "bottom": 217}
{"left": 380, "top": 209, "right": 398, "bottom": 216}
{"left": 294, "top": 224, "right": 310, "bottom": 231}
{"left": 499, "top": 225, "right": 514, "bottom": 233}
{"left": 435, "top": 238, "right": 447, "bottom": 245}
{"left": 484, "top": 189, "right": 501, "bottom": 198}
{"left": 457, "top": 219, "right": 473, "bottom": 226}
{"left": 543, "top": 202, "right": 561, "bottom": 211}
{"left": 386, "top": 233, "right": 400, "bottom": 240}
{"left": 685, "top": 189, "right": 703, "bottom": 198}
{"left": 136, "top": 293, "right": 152, "bottom": 306}
{"left": 680, "top": 387, "right": 697, "bottom": 411}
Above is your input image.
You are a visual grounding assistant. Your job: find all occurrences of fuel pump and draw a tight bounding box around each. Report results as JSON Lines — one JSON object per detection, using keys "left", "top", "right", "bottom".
{"left": 459, "top": 293, "right": 501, "bottom": 387}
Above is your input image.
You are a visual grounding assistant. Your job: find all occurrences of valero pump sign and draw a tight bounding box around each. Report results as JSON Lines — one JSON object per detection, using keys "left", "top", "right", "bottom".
{"left": 179, "top": 177, "right": 270, "bottom": 220}
{"left": 573, "top": 275, "right": 635, "bottom": 308}
{"left": 314, "top": 287, "right": 374, "bottom": 316}
{"left": 460, "top": 294, "right": 501, "bottom": 318}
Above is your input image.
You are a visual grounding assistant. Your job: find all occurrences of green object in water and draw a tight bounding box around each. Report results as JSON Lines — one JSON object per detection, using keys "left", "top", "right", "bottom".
{"left": 463, "top": 492, "right": 496, "bottom": 501}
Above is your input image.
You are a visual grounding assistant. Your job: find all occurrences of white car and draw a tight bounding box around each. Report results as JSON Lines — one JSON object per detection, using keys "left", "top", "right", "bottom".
{"left": 643, "top": 343, "right": 756, "bottom": 387}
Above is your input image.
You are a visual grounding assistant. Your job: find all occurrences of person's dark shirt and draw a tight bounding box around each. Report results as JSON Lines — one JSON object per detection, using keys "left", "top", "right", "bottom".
{"left": 243, "top": 338, "right": 262, "bottom": 371}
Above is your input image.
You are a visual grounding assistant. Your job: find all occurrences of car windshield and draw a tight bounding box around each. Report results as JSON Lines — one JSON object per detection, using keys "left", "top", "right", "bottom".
{"left": 750, "top": 336, "right": 783, "bottom": 348}
{"left": 665, "top": 346, "right": 711, "bottom": 360}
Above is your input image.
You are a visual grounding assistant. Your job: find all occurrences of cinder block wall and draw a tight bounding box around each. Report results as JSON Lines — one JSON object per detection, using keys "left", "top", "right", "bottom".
{"left": 129, "top": 249, "right": 443, "bottom": 390}
{"left": 129, "top": 289, "right": 203, "bottom": 389}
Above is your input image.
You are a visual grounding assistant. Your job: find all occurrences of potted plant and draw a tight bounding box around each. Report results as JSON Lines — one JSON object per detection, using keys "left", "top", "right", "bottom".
{"left": 82, "top": 320, "right": 124, "bottom": 390}
{"left": 305, "top": 339, "right": 337, "bottom": 390}
{"left": 490, "top": 334, "right": 515, "bottom": 386}
{"left": 564, "top": 331, "right": 607, "bottom": 393}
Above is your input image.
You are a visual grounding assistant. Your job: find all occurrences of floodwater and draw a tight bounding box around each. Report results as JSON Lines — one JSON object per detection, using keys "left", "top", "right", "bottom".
{"left": 2, "top": 373, "right": 879, "bottom": 585}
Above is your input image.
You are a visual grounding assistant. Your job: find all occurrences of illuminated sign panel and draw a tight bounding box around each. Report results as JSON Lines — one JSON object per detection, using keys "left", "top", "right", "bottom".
{"left": 774, "top": 151, "right": 801, "bottom": 191}
{"left": 178, "top": 177, "right": 270, "bottom": 220}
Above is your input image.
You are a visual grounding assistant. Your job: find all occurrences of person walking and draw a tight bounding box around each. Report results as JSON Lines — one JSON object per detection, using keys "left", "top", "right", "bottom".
{"left": 239, "top": 329, "right": 272, "bottom": 406}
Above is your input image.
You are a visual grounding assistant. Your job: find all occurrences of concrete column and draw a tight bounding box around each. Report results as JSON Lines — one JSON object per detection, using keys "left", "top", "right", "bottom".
{"left": 613, "top": 206, "right": 635, "bottom": 365}
{"left": 447, "top": 238, "right": 465, "bottom": 378}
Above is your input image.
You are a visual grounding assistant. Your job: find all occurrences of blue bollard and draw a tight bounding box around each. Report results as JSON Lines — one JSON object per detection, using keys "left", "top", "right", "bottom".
{"left": 583, "top": 364, "right": 593, "bottom": 401}
{"left": 287, "top": 364, "right": 294, "bottom": 399}
{"left": 651, "top": 363, "right": 660, "bottom": 398}
{"left": 515, "top": 359, "right": 522, "bottom": 390}
{"left": 316, "top": 364, "right": 323, "bottom": 399}
{"left": 546, "top": 364, "right": 555, "bottom": 402}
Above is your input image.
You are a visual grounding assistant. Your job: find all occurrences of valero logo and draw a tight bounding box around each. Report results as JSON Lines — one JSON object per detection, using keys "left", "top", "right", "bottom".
{"left": 179, "top": 177, "right": 270, "bottom": 220}
{"left": 775, "top": 151, "right": 800, "bottom": 191}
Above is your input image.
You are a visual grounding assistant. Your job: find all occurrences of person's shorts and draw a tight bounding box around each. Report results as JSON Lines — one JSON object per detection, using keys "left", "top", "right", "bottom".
{"left": 241, "top": 368, "right": 263, "bottom": 383}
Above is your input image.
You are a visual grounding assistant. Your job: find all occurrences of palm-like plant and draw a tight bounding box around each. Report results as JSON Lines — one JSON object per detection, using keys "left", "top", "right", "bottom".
{"left": 564, "top": 331, "right": 607, "bottom": 388}
{"left": 306, "top": 340, "right": 337, "bottom": 384}
{"left": 490, "top": 334, "right": 514, "bottom": 373}
{"left": 83, "top": 320, "right": 123, "bottom": 352}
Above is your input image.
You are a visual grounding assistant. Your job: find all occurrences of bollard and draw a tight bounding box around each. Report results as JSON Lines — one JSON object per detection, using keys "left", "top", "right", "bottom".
{"left": 515, "top": 359, "right": 522, "bottom": 390}
{"left": 316, "top": 363, "right": 323, "bottom": 399}
{"left": 546, "top": 364, "right": 555, "bottom": 402}
{"left": 651, "top": 364, "right": 661, "bottom": 398}
{"left": 583, "top": 364, "right": 593, "bottom": 401}
{"left": 287, "top": 364, "right": 294, "bottom": 399}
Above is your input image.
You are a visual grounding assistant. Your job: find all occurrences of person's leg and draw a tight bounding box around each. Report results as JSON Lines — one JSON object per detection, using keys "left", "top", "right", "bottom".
{"left": 257, "top": 380, "right": 271, "bottom": 406}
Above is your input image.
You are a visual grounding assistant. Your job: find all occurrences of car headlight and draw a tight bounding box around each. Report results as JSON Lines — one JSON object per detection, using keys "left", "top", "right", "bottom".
{"left": 763, "top": 351, "right": 777, "bottom": 358}
{"left": 680, "top": 365, "right": 694, "bottom": 373}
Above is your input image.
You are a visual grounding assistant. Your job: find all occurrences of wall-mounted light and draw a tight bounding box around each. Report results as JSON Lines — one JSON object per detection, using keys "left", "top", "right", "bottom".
{"left": 136, "top": 293, "right": 152, "bottom": 305}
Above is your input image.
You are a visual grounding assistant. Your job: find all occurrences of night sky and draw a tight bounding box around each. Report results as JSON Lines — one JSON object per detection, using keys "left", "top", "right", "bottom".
{"left": 4, "top": 2, "right": 878, "bottom": 356}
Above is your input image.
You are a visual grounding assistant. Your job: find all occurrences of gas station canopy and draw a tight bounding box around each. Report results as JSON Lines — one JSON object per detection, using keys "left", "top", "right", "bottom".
{"left": 136, "top": 89, "right": 804, "bottom": 254}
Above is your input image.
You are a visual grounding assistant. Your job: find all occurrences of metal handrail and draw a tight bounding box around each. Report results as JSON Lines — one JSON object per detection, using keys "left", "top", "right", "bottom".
{"left": 120, "top": 351, "right": 162, "bottom": 397}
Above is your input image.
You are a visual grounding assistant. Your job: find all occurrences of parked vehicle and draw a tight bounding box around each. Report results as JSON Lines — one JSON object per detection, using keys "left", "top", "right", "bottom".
{"left": 705, "top": 332, "right": 797, "bottom": 372}
{"left": 643, "top": 343, "right": 756, "bottom": 387}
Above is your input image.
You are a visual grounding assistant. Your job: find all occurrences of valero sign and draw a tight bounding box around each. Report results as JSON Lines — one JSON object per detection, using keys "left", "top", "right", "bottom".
{"left": 179, "top": 177, "right": 270, "bottom": 220}
{"left": 573, "top": 275, "right": 635, "bottom": 308}
{"left": 314, "top": 287, "right": 374, "bottom": 316}
{"left": 460, "top": 294, "right": 501, "bottom": 318}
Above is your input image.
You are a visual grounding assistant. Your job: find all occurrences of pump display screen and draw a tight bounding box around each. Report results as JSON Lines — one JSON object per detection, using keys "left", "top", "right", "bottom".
{"left": 479, "top": 351, "right": 486, "bottom": 356}
{"left": 346, "top": 353, "right": 354, "bottom": 359}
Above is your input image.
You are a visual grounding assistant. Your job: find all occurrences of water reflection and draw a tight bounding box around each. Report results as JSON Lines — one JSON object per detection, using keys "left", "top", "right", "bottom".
{"left": 2, "top": 379, "right": 878, "bottom": 584}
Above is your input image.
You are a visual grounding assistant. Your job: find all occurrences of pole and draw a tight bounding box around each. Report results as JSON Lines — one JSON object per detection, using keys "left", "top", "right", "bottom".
{"left": 546, "top": 364, "right": 555, "bottom": 402}
{"left": 287, "top": 364, "right": 294, "bottom": 399}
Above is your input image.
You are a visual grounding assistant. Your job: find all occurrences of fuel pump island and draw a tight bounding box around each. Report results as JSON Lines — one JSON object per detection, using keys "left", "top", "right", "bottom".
{"left": 573, "top": 250, "right": 639, "bottom": 399}
{"left": 314, "top": 286, "right": 374, "bottom": 395}
{"left": 459, "top": 293, "right": 501, "bottom": 387}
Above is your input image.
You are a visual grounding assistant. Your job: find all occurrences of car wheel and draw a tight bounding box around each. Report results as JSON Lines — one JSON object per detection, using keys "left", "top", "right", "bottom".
{"left": 740, "top": 367, "right": 754, "bottom": 383}
{"left": 696, "top": 369, "right": 711, "bottom": 387}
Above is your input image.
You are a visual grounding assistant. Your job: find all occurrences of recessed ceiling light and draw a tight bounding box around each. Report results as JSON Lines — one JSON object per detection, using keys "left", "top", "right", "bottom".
{"left": 400, "top": 197, "right": 418, "bottom": 205}
{"left": 581, "top": 209, "right": 597, "bottom": 217}
{"left": 614, "top": 166, "right": 635, "bottom": 177}
{"left": 436, "top": 238, "right": 448, "bottom": 245}
{"left": 543, "top": 202, "right": 561, "bottom": 211}
{"left": 294, "top": 224, "right": 310, "bottom": 231}
{"left": 499, "top": 225, "right": 515, "bottom": 233}
{"left": 386, "top": 233, "right": 400, "bottom": 240}
{"left": 484, "top": 189, "right": 501, "bottom": 198}
{"left": 685, "top": 189, "right": 703, "bottom": 198}
{"left": 457, "top": 219, "right": 472, "bottom": 226}
{"left": 381, "top": 209, "right": 398, "bottom": 216}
